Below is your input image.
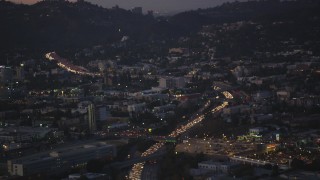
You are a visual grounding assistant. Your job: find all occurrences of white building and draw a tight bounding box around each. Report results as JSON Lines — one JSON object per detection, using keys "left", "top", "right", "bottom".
{"left": 127, "top": 103, "right": 146, "bottom": 113}
{"left": 190, "top": 160, "right": 239, "bottom": 176}
{"left": 277, "top": 90, "right": 291, "bottom": 100}
{"left": 249, "top": 127, "right": 266, "bottom": 135}
{"left": 198, "top": 160, "right": 238, "bottom": 174}
{"left": 159, "top": 77, "right": 186, "bottom": 89}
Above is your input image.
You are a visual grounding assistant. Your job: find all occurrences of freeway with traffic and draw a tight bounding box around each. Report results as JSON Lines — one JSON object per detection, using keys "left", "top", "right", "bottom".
{"left": 45, "top": 52, "right": 102, "bottom": 77}
{"left": 129, "top": 90, "right": 233, "bottom": 180}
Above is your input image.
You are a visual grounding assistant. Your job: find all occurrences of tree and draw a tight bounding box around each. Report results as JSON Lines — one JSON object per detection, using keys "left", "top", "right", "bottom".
{"left": 291, "top": 158, "right": 305, "bottom": 169}
{"left": 272, "top": 165, "right": 279, "bottom": 176}
{"left": 79, "top": 175, "right": 89, "bottom": 180}
{"left": 230, "top": 165, "right": 254, "bottom": 178}
{"left": 309, "top": 158, "right": 320, "bottom": 171}
{"left": 86, "top": 159, "right": 104, "bottom": 173}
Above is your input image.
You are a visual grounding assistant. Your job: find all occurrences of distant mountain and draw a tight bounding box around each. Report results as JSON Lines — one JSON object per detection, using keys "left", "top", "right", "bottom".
{"left": 0, "top": 0, "right": 175, "bottom": 50}
{"left": 170, "top": 0, "right": 320, "bottom": 33}
{"left": 1, "top": 0, "right": 320, "bottom": 50}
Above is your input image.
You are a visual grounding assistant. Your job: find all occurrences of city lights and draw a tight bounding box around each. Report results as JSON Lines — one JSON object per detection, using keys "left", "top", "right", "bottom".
{"left": 129, "top": 91, "right": 232, "bottom": 179}
{"left": 45, "top": 52, "right": 102, "bottom": 77}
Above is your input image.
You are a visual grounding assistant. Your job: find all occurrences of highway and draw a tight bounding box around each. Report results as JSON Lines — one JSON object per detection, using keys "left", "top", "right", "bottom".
{"left": 109, "top": 151, "right": 165, "bottom": 169}
{"left": 45, "top": 52, "right": 102, "bottom": 77}
{"left": 129, "top": 90, "right": 233, "bottom": 180}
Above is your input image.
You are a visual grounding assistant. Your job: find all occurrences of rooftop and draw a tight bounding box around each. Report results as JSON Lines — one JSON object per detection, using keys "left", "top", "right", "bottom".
{"left": 10, "top": 141, "right": 114, "bottom": 164}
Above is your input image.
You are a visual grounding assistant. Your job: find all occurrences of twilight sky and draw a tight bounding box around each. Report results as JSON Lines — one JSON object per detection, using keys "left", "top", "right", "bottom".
{"left": 9, "top": 0, "right": 238, "bottom": 13}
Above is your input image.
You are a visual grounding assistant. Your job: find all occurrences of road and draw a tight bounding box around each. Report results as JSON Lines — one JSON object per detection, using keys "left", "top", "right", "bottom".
{"left": 45, "top": 52, "right": 102, "bottom": 77}
{"left": 129, "top": 90, "right": 233, "bottom": 180}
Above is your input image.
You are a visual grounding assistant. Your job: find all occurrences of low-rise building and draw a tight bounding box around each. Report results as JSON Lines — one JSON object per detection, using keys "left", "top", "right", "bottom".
{"left": 8, "top": 141, "right": 116, "bottom": 176}
{"left": 223, "top": 105, "right": 250, "bottom": 115}
{"left": 197, "top": 160, "right": 238, "bottom": 174}
{"left": 127, "top": 103, "right": 146, "bottom": 116}
{"left": 159, "top": 76, "right": 186, "bottom": 89}
{"left": 0, "top": 127, "right": 52, "bottom": 143}
{"left": 190, "top": 160, "right": 239, "bottom": 177}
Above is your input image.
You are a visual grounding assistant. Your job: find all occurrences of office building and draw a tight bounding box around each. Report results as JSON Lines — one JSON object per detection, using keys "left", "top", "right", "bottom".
{"left": 88, "top": 104, "right": 96, "bottom": 132}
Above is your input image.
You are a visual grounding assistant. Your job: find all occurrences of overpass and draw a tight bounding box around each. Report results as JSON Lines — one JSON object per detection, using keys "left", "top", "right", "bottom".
{"left": 230, "top": 156, "right": 289, "bottom": 170}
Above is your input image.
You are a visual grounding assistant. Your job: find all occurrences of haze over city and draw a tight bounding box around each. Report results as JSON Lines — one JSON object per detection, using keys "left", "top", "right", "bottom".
{"left": 1, "top": 0, "right": 320, "bottom": 179}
